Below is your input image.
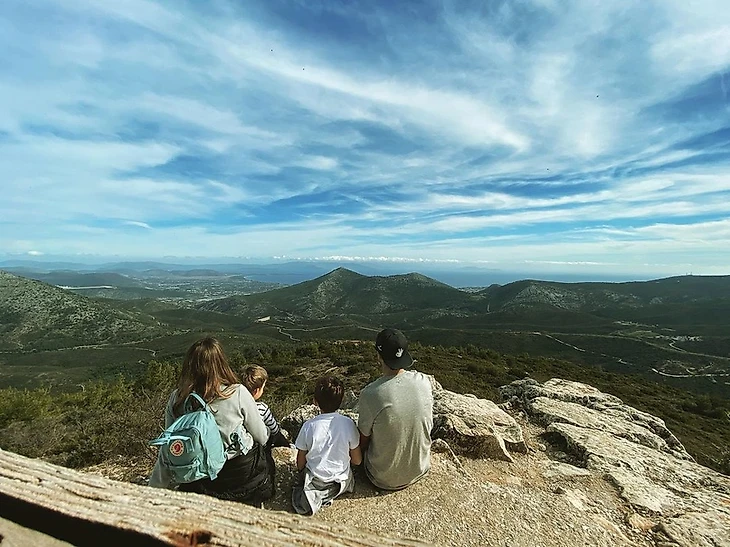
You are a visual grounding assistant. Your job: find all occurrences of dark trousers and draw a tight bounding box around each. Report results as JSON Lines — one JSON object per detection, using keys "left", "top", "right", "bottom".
{"left": 179, "top": 443, "right": 274, "bottom": 505}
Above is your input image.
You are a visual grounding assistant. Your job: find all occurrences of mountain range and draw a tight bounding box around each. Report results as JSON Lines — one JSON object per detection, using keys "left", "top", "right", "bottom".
{"left": 2, "top": 266, "right": 729, "bottom": 397}
{"left": 200, "top": 267, "right": 478, "bottom": 319}
{"left": 200, "top": 267, "right": 730, "bottom": 332}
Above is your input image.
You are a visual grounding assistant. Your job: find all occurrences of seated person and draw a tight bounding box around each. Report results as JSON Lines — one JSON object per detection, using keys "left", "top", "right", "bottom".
{"left": 149, "top": 337, "right": 273, "bottom": 505}
{"left": 292, "top": 375, "right": 362, "bottom": 515}
{"left": 242, "top": 365, "right": 289, "bottom": 447}
{"left": 358, "top": 328, "right": 433, "bottom": 490}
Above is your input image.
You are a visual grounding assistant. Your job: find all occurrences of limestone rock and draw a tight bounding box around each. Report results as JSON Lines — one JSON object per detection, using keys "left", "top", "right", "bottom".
{"left": 501, "top": 378, "right": 690, "bottom": 460}
{"left": 432, "top": 388, "right": 527, "bottom": 460}
{"left": 432, "top": 413, "right": 513, "bottom": 461}
{"left": 341, "top": 389, "right": 358, "bottom": 410}
{"left": 503, "top": 377, "right": 730, "bottom": 547}
{"left": 280, "top": 404, "right": 359, "bottom": 441}
{"left": 429, "top": 438, "right": 452, "bottom": 454}
{"left": 540, "top": 461, "right": 592, "bottom": 480}
{"left": 280, "top": 404, "right": 318, "bottom": 440}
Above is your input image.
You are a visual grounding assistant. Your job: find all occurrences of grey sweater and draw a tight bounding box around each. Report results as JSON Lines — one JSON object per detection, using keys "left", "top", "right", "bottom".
{"left": 164, "top": 384, "right": 270, "bottom": 457}
{"left": 149, "top": 384, "right": 270, "bottom": 488}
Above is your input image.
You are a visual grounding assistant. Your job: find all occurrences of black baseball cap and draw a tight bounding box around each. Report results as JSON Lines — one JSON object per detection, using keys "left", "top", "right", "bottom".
{"left": 375, "top": 328, "right": 413, "bottom": 370}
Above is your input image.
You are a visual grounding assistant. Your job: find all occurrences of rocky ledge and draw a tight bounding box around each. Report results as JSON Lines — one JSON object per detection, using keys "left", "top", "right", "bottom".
{"left": 282, "top": 376, "right": 730, "bottom": 547}
{"left": 501, "top": 378, "right": 729, "bottom": 547}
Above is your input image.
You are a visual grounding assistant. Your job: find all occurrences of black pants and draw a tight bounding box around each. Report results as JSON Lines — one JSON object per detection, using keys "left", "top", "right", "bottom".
{"left": 179, "top": 443, "right": 274, "bottom": 505}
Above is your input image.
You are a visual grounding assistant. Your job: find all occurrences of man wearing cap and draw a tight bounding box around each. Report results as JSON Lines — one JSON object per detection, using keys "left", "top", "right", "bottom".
{"left": 357, "top": 328, "right": 433, "bottom": 490}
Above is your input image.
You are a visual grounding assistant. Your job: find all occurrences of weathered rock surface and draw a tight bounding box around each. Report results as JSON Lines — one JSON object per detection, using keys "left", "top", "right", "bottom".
{"left": 503, "top": 378, "right": 730, "bottom": 547}
{"left": 281, "top": 372, "right": 527, "bottom": 461}
{"left": 500, "top": 378, "right": 690, "bottom": 459}
{"left": 0, "top": 448, "right": 427, "bottom": 547}
{"left": 430, "top": 380, "right": 527, "bottom": 460}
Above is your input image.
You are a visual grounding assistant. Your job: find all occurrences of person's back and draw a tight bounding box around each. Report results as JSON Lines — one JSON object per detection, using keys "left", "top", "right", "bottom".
{"left": 149, "top": 337, "right": 272, "bottom": 505}
{"left": 292, "top": 375, "right": 361, "bottom": 515}
{"left": 358, "top": 329, "right": 433, "bottom": 490}
{"left": 298, "top": 412, "right": 359, "bottom": 483}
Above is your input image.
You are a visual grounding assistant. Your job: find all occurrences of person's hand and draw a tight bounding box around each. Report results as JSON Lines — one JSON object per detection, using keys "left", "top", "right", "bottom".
{"left": 270, "top": 430, "right": 290, "bottom": 447}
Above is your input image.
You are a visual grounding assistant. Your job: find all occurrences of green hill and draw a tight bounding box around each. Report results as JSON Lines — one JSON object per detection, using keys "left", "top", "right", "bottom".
{"left": 0, "top": 271, "right": 167, "bottom": 351}
{"left": 477, "top": 275, "right": 730, "bottom": 332}
{"left": 479, "top": 275, "right": 730, "bottom": 312}
{"left": 6, "top": 270, "right": 144, "bottom": 289}
{"left": 199, "top": 267, "right": 482, "bottom": 320}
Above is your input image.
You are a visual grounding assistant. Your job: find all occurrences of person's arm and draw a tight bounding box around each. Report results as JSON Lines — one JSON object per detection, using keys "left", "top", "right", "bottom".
{"left": 257, "top": 402, "right": 281, "bottom": 435}
{"left": 239, "top": 386, "right": 270, "bottom": 445}
{"left": 359, "top": 432, "right": 371, "bottom": 452}
{"left": 350, "top": 445, "right": 362, "bottom": 466}
{"left": 294, "top": 422, "right": 311, "bottom": 471}
{"left": 348, "top": 419, "right": 363, "bottom": 464}
{"left": 357, "top": 391, "right": 375, "bottom": 453}
{"left": 296, "top": 449, "right": 308, "bottom": 471}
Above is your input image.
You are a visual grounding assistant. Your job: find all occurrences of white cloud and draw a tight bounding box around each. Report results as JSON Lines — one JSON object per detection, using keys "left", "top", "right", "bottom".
{"left": 296, "top": 156, "right": 339, "bottom": 171}
{"left": 3, "top": 0, "right": 730, "bottom": 276}
{"left": 123, "top": 221, "right": 152, "bottom": 229}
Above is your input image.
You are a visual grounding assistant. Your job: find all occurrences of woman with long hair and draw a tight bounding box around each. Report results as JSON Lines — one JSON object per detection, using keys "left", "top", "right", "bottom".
{"left": 150, "top": 337, "right": 273, "bottom": 504}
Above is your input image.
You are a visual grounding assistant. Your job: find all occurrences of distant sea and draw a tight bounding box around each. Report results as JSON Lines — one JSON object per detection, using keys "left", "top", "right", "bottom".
{"left": 0, "top": 257, "right": 662, "bottom": 288}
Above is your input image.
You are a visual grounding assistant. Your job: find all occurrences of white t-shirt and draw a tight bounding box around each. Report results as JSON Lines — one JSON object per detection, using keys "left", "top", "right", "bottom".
{"left": 295, "top": 412, "right": 360, "bottom": 483}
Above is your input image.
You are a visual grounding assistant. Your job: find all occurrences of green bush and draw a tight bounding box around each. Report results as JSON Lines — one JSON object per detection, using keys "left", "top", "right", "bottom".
{"left": 0, "top": 387, "right": 55, "bottom": 428}
{"left": 0, "top": 340, "right": 728, "bottom": 477}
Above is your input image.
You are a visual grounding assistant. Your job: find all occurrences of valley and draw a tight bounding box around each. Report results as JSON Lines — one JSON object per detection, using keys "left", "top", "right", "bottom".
{"left": 1, "top": 266, "right": 729, "bottom": 398}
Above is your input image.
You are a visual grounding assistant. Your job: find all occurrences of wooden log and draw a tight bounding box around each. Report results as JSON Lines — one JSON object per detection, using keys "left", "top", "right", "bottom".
{"left": 0, "top": 516, "right": 74, "bottom": 547}
{"left": 0, "top": 449, "right": 429, "bottom": 547}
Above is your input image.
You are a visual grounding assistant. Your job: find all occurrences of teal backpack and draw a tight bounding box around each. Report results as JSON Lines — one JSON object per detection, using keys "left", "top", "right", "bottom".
{"left": 150, "top": 392, "right": 227, "bottom": 485}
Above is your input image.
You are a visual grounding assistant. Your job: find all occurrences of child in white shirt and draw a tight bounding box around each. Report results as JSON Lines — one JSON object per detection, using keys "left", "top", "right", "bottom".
{"left": 292, "top": 375, "right": 362, "bottom": 515}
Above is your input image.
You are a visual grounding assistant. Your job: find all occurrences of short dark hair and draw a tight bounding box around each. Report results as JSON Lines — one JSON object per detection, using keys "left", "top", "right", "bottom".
{"left": 314, "top": 375, "right": 344, "bottom": 413}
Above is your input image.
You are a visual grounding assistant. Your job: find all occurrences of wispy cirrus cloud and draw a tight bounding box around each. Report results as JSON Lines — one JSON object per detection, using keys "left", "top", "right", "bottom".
{"left": 1, "top": 0, "right": 730, "bottom": 278}
{"left": 123, "top": 221, "right": 152, "bottom": 230}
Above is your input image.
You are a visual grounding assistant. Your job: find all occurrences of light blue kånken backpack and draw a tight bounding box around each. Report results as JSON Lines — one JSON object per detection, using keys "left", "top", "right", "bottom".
{"left": 150, "top": 392, "right": 227, "bottom": 485}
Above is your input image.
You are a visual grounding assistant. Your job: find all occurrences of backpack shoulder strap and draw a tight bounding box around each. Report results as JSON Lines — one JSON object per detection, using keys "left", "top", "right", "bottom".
{"left": 185, "top": 392, "right": 212, "bottom": 413}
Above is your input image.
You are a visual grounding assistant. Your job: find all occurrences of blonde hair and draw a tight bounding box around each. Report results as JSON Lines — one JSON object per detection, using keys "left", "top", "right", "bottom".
{"left": 242, "top": 365, "right": 268, "bottom": 393}
{"left": 174, "top": 337, "right": 239, "bottom": 412}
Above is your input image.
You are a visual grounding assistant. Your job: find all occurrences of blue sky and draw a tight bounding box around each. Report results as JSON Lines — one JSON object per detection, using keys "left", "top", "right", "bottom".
{"left": 2, "top": 0, "right": 730, "bottom": 278}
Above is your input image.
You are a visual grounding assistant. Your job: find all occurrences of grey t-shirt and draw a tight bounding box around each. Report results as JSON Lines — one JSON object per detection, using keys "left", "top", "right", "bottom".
{"left": 357, "top": 370, "right": 433, "bottom": 490}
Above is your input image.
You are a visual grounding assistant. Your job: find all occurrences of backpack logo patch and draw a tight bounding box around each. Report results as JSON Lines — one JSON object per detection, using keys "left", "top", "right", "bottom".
{"left": 169, "top": 439, "right": 185, "bottom": 457}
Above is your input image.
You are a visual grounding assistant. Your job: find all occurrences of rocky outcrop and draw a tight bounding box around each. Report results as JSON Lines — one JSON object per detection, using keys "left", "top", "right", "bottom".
{"left": 279, "top": 377, "right": 730, "bottom": 546}
{"left": 502, "top": 378, "right": 730, "bottom": 547}
{"left": 500, "top": 378, "right": 690, "bottom": 459}
{"left": 430, "top": 378, "right": 527, "bottom": 461}
{"left": 281, "top": 374, "right": 528, "bottom": 462}
{"left": 38, "top": 374, "right": 724, "bottom": 547}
